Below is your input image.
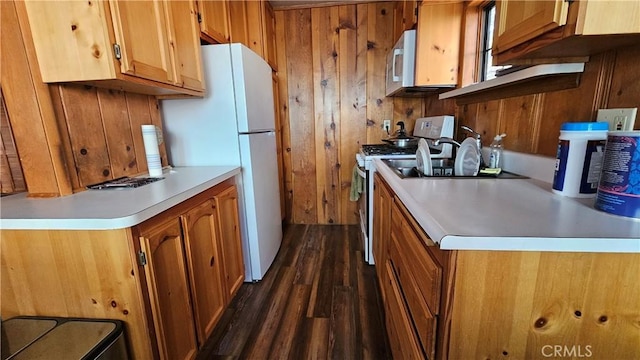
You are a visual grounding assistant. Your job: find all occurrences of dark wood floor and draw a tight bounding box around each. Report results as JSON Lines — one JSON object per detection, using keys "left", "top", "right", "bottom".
{"left": 196, "top": 224, "right": 391, "bottom": 359}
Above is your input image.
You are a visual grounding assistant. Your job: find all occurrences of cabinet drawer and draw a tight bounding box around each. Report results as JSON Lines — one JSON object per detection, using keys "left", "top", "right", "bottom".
{"left": 384, "top": 261, "right": 424, "bottom": 359}
{"left": 389, "top": 229, "right": 438, "bottom": 358}
{"left": 390, "top": 203, "right": 442, "bottom": 315}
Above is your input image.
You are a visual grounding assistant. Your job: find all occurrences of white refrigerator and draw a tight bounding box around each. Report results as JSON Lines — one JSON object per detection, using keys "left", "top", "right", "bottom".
{"left": 160, "top": 44, "right": 282, "bottom": 282}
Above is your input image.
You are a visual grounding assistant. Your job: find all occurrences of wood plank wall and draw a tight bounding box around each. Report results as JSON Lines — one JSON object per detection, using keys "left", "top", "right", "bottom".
{"left": 457, "top": 45, "right": 640, "bottom": 157}
{"left": 275, "top": 3, "right": 455, "bottom": 225}
{"left": 50, "top": 85, "right": 168, "bottom": 192}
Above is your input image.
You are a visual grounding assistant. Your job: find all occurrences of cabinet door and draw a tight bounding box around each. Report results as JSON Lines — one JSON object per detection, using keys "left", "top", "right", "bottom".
{"left": 245, "top": 1, "right": 265, "bottom": 58}
{"left": 139, "top": 217, "right": 198, "bottom": 360}
{"left": 165, "top": 0, "right": 205, "bottom": 91}
{"left": 262, "top": 1, "right": 278, "bottom": 71}
{"left": 215, "top": 185, "right": 245, "bottom": 300}
{"left": 494, "top": 0, "right": 569, "bottom": 55}
{"left": 228, "top": 1, "right": 249, "bottom": 47}
{"left": 21, "top": 1, "right": 116, "bottom": 82}
{"left": 109, "top": 0, "right": 174, "bottom": 84}
{"left": 182, "top": 199, "right": 226, "bottom": 343}
{"left": 389, "top": 198, "right": 442, "bottom": 358}
{"left": 414, "top": 2, "right": 462, "bottom": 87}
{"left": 198, "top": 0, "right": 230, "bottom": 43}
{"left": 394, "top": 0, "right": 419, "bottom": 40}
{"left": 403, "top": 0, "right": 418, "bottom": 31}
{"left": 383, "top": 261, "right": 424, "bottom": 360}
{"left": 373, "top": 173, "right": 392, "bottom": 296}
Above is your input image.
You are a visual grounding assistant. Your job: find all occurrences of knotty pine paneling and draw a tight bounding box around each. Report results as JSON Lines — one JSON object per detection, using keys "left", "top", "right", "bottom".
{"left": 608, "top": 45, "right": 640, "bottom": 109}
{"left": 283, "top": 8, "right": 318, "bottom": 224}
{"left": 339, "top": 4, "right": 367, "bottom": 225}
{"left": 2, "top": 0, "right": 72, "bottom": 197}
{"left": 275, "top": 10, "right": 294, "bottom": 222}
{"left": 51, "top": 84, "right": 168, "bottom": 191}
{"left": 276, "top": 3, "right": 454, "bottom": 225}
{"left": 312, "top": 6, "right": 341, "bottom": 224}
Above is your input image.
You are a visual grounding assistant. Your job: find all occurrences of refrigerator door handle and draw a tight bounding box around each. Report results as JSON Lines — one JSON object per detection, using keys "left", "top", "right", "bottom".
{"left": 239, "top": 130, "right": 275, "bottom": 135}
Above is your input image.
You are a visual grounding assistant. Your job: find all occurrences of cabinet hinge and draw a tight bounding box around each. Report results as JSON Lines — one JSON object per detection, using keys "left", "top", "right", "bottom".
{"left": 137, "top": 251, "right": 147, "bottom": 266}
{"left": 197, "top": 12, "right": 202, "bottom": 23}
{"left": 113, "top": 43, "right": 122, "bottom": 60}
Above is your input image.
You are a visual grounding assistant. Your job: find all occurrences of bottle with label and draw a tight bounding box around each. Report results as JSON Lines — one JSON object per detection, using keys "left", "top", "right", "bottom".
{"left": 552, "top": 122, "right": 608, "bottom": 198}
{"left": 489, "top": 134, "right": 506, "bottom": 169}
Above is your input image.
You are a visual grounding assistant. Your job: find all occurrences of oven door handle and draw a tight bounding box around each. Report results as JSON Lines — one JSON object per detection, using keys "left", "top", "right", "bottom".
{"left": 356, "top": 166, "right": 366, "bottom": 178}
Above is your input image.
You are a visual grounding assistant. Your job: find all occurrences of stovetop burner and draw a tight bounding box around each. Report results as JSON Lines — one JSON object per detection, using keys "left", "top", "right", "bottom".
{"left": 361, "top": 144, "right": 417, "bottom": 156}
{"left": 87, "top": 176, "right": 164, "bottom": 190}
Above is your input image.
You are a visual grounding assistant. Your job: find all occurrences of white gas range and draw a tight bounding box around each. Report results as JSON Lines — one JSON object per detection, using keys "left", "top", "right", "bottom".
{"left": 356, "top": 116, "right": 454, "bottom": 265}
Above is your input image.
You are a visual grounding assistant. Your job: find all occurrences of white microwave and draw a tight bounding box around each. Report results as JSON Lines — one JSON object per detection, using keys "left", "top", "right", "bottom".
{"left": 386, "top": 30, "right": 416, "bottom": 97}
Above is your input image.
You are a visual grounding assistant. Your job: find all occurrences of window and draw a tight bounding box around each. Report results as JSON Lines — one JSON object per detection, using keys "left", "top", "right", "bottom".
{"left": 479, "top": 2, "right": 510, "bottom": 81}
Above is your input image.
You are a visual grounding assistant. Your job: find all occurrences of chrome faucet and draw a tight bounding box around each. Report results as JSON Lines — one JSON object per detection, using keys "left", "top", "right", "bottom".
{"left": 461, "top": 125, "right": 482, "bottom": 149}
{"left": 433, "top": 137, "right": 461, "bottom": 148}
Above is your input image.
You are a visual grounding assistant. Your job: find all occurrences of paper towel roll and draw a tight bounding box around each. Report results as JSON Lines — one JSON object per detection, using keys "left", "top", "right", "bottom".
{"left": 141, "top": 125, "right": 163, "bottom": 177}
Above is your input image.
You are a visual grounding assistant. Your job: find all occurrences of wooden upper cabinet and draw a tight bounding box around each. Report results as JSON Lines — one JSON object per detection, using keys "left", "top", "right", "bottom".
{"left": 109, "top": 1, "right": 173, "bottom": 84}
{"left": 20, "top": 0, "right": 203, "bottom": 96}
{"left": 138, "top": 217, "right": 198, "bottom": 360}
{"left": 228, "top": 0, "right": 249, "bottom": 47}
{"left": 245, "top": 1, "right": 265, "bottom": 57}
{"left": 414, "top": 1, "right": 463, "bottom": 87}
{"left": 394, "top": 0, "right": 418, "bottom": 41}
{"left": 214, "top": 185, "right": 245, "bottom": 301}
{"left": 262, "top": 1, "right": 278, "bottom": 71}
{"left": 165, "top": 0, "right": 205, "bottom": 91}
{"left": 493, "top": 0, "right": 640, "bottom": 64}
{"left": 493, "top": 0, "right": 569, "bottom": 57}
{"left": 181, "top": 199, "right": 226, "bottom": 344}
{"left": 239, "top": 0, "right": 278, "bottom": 71}
{"left": 197, "top": 0, "right": 230, "bottom": 44}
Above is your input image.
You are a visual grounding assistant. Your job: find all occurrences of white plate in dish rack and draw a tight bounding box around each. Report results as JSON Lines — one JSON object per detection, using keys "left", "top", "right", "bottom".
{"left": 416, "top": 139, "right": 432, "bottom": 176}
{"left": 455, "top": 138, "right": 480, "bottom": 176}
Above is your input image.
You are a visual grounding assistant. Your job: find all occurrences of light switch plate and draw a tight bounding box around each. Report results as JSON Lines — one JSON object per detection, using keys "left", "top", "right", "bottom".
{"left": 597, "top": 108, "right": 637, "bottom": 131}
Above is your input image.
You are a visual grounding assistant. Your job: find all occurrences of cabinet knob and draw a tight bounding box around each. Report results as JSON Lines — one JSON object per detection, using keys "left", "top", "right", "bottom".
{"left": 210, "top": 256, "right": 215, "bottom": 267}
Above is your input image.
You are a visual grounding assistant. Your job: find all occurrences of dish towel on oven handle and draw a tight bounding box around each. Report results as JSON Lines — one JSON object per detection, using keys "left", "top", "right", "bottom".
{"left": 350, "top": 164, "right": 364, "bottom": 201}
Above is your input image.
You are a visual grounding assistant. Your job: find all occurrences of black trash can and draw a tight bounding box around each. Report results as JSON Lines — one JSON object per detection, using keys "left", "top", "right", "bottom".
{"left": 1, "top": 317, "right": 129, "bottom": 360}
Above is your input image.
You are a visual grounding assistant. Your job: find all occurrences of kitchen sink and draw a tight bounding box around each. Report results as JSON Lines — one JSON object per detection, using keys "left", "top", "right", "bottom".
{"left": 381, "top": 159, "right": 527, "bottom": 179}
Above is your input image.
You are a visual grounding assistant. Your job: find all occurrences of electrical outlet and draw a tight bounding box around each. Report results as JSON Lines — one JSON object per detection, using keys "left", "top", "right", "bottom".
{"left": 597, "top": 108, "right": 637, "bottom": 131}
{"left": 383, "top": 119, "right": 391, "bottom": 132}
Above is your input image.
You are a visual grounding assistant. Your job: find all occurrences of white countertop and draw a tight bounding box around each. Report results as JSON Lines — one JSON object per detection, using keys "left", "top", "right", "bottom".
{"left": 373, "top": 158, "right": 640, "bottom": 253}
{"left": 0, "top": 166, "right": 240, "bottom": 230}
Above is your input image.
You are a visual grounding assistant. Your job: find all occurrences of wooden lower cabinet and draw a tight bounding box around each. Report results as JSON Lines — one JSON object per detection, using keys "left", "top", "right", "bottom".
{"left": 214, "top": 185, "right": 245, "bottom": 301}
{"left": 138, "top": 217, "right": 199, "bottom": 360}
{"left": 374, "top": 174, "right": 640, "bottom": 360}
{"left": 181, "top": 199, "right": 226, "bottom": 346}
{"left": 373, "top": 173, "right": 393, "bottom": 297}
{"left": 0, "top": 179, "right": 245, "bottom": 360}
{"left": 384, "top": 260, "right": 424, "bottom": 359}
{"left": 382, "top": 185, "right": 442, "bottom": 359}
